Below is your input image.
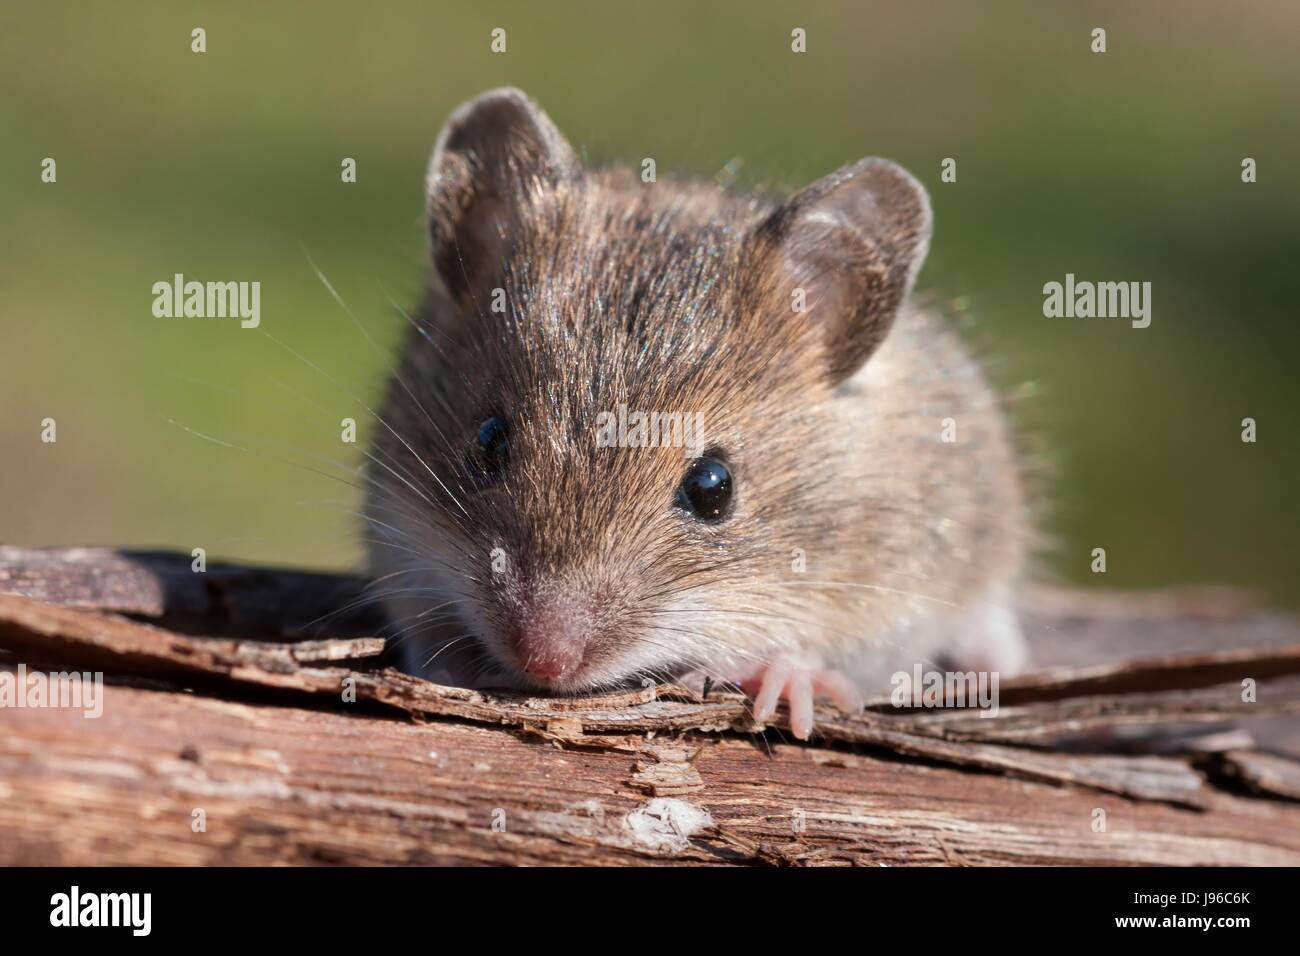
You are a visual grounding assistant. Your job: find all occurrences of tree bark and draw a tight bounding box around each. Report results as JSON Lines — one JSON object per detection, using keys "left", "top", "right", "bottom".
{"left": 1, "top": 547, "right": 1298, "bottom": 866}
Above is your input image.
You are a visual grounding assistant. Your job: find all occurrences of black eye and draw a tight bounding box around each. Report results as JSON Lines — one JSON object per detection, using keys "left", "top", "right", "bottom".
{"left": 676, "top": 456, "right": 733, "bottom": 523}
{"left": 476, "top": 416, "right": 509, "bottom": 476}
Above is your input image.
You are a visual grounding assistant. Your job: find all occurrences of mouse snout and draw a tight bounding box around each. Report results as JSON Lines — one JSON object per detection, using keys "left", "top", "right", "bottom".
{"left": 507, "top": 598, "right": 591, "bottom": 684}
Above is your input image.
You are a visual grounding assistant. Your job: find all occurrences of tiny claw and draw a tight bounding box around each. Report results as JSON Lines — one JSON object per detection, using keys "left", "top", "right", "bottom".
{"left": 787, "top": 673, "right": 814, "bottom": 740}
{"left": 751, "top": 661, "right": 791, "bottom": 723}
{"left": 741, "top": 657, "right": 862, "bottom": 738}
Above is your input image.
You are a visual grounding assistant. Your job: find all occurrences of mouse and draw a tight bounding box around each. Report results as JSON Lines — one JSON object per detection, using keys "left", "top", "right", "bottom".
{"left": 364, "top": 87, "right": 1030, "bottom": 739}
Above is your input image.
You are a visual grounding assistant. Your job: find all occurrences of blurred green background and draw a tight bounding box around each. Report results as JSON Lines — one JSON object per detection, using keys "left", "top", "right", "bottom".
{"left": 1, "top": 1, "right": 1296, "bottom": 606}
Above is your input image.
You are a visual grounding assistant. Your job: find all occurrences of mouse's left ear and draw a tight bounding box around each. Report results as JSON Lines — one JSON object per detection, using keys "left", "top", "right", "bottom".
{"left": 426, "top": 88, "right": 579, "bottom": 301}
{"left": 752, "top": 158, "right": 931, "bottom": 384}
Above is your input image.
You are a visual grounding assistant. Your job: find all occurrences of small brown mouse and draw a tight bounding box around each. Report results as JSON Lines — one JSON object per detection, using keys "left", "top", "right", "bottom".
{"left": 365, "top": 88, "right": 1029, "bottom": 738}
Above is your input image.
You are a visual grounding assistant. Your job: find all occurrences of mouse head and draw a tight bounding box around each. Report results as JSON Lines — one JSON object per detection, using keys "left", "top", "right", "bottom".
{"left": 367, "top": 88, "right": 931, "bottom": 691}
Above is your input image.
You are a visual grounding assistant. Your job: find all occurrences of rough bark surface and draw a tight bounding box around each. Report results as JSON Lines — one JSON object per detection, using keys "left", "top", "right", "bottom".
{"left": 1, "top": 547, "right": 1298, "bottom": 866}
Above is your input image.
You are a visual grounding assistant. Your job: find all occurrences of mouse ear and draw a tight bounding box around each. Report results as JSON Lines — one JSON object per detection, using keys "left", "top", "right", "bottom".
{"left": 754, "top": 158, "right": 931, "bottom": 384}
{"left": 426, "top": 88, "right": 578, "bottom": 301}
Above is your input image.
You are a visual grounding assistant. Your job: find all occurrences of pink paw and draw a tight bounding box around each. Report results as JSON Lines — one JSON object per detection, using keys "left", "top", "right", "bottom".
{"left": 740, "top": 658, "right": 863, "bottom": 740}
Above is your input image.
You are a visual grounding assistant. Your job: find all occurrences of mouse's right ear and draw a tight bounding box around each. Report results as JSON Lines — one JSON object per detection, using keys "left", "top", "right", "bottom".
{"left": 426, "top": 88, "right": 579, "bottom": 302}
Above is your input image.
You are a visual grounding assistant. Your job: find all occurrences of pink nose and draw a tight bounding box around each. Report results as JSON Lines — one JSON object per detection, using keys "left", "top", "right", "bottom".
{"left": 510, "top": 611, "right": 587, "bottom": 683}
{"left": 521, "top": 652, "right": 573, "bottom": 681}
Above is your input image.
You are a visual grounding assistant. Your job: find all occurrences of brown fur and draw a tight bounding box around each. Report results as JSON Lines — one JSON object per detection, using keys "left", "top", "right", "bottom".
{"left": 365, "top": 89, "right": 1029, "bottom": 697}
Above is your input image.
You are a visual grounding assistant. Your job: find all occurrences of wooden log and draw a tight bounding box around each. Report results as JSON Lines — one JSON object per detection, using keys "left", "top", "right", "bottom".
{"left": 1, "top": 547, "right": 1298, "bottom": 865}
